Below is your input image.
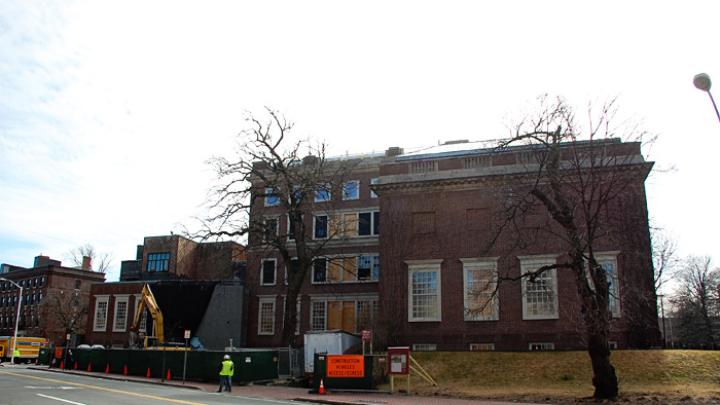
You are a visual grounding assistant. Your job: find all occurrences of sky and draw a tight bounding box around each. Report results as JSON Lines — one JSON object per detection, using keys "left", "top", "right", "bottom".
{"left": 1, "top": 0, "right": 719, "bottom": 288}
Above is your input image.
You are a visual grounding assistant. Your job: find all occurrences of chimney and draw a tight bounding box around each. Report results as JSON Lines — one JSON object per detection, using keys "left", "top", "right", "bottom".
{"left": 82, "top": 256, "right": 92, "bottom": 271}
{"left": 385, "top": 147, "right": 404, "bottom": 157}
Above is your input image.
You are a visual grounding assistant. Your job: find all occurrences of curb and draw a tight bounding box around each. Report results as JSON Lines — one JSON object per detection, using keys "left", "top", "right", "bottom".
{"left": 28, "top": 366, "right": 203, "bottom": 391}
{"left": 293, "top": 398, "right": 377, "bottom": 405}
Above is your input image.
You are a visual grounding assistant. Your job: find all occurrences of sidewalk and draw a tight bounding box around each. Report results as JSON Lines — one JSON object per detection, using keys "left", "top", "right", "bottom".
{"left": 27, "top": 365, "right": 539, "bottom": 405}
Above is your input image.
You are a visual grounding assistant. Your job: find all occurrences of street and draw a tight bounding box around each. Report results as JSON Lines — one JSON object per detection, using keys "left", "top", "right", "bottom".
{"left": 0, "top": 366, "right": 310, "bottom": 405}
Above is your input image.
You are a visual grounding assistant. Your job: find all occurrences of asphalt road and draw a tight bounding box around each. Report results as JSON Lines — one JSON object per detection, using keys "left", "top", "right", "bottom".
{"left": 0, "top": 366, "right": 311, "bottom": 405}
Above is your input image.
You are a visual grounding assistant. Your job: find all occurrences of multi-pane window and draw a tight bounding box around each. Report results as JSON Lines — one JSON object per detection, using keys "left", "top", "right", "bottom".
{"left": 314, "top": 184, "right": 331, "bottom": 203}
{"left": 311, "top": 301, "right": 326, "bottom": 331}
{"left": 520, "top": 255, "right": 559, "bottom": 320}
{"left": 370, "top": 178, "right": 379, "bottom": 198}
{"left": 342, "top": 181, "right": 359, "bottom": 200}
{"left": 529, "top": 342, "right": 555, "bottom": 351}
{"left": 407, "top": 260, "right": 442, "bottom": 322}
{"left": 147, "top": 252, "right": 170, "bottom": 272}
{"left": 462, "top": 258, "right": 499, "bottom": 321}
{"left": 356, "top": 300, "right": 379, "bottom": 332}
{"left": 93, "top": 296, "right": 110, "bottom": 331}
{"left": 282, "top": 297, "right": 302, "bottom": 335}
{"left": 412, "top": 343, "right": 437, "bottom": 351}
{"left": 261, "top": 259, "right": 276, "bottom": 285}
{"left": 287, "top": 215, "right": 296, "bottom": 241}
{"left": 264, "top": 187, "right": 280, "bottom": 207}
{"left": 593, "top": 253, "right": 621, "bottom": 318}
{"left": 469, "top": 343, "right": 495, "bottom": 351}
{"left": 312, "top": 258, "right": 327, "bottom": 283}
{"left": 258, "top": 298, "right": 275, "bottom": 335}
{"left": 263, "top": 217, "right": 279, "bottom": 242}
{"left": 314, "top": 215, "right": 328, "bottom": 239}
{"left": 134, "top": 297, "right": 148, "bottom": 334}
{"left": 357, "top": 255, "right": 380, "bottom": 281}
{"left": 358, "top": 211, "right": 380, "bottom": 236}
{"left": 113, "top": 296, "right": 129, "bottom": 332}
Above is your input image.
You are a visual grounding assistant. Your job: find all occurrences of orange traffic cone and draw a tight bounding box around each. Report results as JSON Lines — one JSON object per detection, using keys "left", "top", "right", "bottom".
{"left": 60, "top": 361, "right": 65, "bottom": 370}
{"left": 123, "top": 365, "right": 128, "bottom": 376}
{"left": 146, "top": 367, "right": 151, "bottom": 378}
{"left": 318, "top": 379, "right": 326, "bottom": 395}
{"left": 166, "top": 369, "right": 171, "bottom": 381}
{"left": 105, "top": 363, "right": 110, "bottom": 374}
{"left": 87, "top": 362, "right": 92, "bottom": 372}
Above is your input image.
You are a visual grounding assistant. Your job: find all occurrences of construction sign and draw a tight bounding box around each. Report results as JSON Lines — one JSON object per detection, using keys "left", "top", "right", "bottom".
{"left": 326, "top": 355, "right": 365, "bottom": 378}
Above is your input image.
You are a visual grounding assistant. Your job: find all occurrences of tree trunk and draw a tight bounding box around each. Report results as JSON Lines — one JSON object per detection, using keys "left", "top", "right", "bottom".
{"left": 588, "top": 333, "right": 618, "bottom": 399}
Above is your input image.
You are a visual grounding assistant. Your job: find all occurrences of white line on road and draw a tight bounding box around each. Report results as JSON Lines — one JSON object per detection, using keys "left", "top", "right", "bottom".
{"left": 36, "top": 393, "right": 87, "bottom": 405}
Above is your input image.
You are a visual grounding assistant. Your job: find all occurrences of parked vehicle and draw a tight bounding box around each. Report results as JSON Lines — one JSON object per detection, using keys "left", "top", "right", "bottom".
{"left": 0, "top": 336, "right": 49, "bottom": 362}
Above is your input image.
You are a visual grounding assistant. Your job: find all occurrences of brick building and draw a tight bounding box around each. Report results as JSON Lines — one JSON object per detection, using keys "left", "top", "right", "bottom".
{"left": 0, "top": 255, "right": 105, "bottom": 345}
{"left": 248, "top": 139, "right": 659, "bottom": 351}
{"left": 85, "top": 235, "right": 246, "bottom": 348}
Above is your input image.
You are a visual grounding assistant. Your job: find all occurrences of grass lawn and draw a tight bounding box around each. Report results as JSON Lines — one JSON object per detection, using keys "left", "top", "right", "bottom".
{"left": 384, "top": 350, "right": 720, "bottom": 403}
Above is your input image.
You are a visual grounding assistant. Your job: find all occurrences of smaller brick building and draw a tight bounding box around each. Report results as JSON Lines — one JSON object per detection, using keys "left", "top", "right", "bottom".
{"left": 0, "top": 255, "right": 106, "bottom": 345}
{"left": 86, "top": 235, "right": 247, "bottom": 349}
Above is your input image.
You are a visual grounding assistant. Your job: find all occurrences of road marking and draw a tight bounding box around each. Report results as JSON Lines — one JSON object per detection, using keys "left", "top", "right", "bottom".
{"left": 25, "top": 386, "right": 78, "bottom": 390}
{"left": 36, "top": 393, "right": 86, "bottom": 405}
{"left": 0, "top": 370, "right": 207, "bottom": 405}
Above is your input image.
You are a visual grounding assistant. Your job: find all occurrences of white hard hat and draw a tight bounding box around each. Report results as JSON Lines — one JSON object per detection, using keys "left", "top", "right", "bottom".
{"left": 223, "top": 354, "right": 230, "bottom": 360}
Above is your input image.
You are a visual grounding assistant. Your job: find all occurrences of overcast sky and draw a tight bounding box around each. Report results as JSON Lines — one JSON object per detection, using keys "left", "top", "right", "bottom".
{"left": 1, "top": 1, "right": 718, "bottom": 287}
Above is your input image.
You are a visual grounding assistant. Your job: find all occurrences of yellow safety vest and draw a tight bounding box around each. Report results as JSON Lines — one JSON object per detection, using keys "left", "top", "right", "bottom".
{"left": 13, "top": 348, "right": 20, "bottom": 357}
{"left": 219, "top": 360, "right": 234, "bottom": 376}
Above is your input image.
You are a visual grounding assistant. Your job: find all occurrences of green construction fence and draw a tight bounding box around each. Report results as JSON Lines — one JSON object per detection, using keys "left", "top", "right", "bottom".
{"left": 42, "top": 348, "right": 278, "bottom": 383}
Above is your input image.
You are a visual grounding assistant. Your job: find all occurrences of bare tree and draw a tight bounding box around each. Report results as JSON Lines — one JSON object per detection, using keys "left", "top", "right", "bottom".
{"left": 66, "top": 244, "right": 112, "bottom": 273}
{"left": 652, "top": 228, "right": 679, "bottom": 293}
{"left": 199, "top": 108, "right": 357, "bottom": 346}
{"left": 39, "top": 288, "right": 87, "bottom": 338}
{"left": 491, "top": 95, "right": 656, "bottom": 399}
{"left": 671, "top": 256, "right": 719, "bottom": 348}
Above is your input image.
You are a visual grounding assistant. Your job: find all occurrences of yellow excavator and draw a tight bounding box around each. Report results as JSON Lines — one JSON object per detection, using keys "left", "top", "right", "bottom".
{"left": 130, "top": 284, "right": 165, "bottom": 349}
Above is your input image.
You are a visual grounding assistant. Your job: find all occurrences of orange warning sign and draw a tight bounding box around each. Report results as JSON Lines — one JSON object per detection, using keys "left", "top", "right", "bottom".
{"left": 326, "top": 355, "right": 365, "bottom": 378}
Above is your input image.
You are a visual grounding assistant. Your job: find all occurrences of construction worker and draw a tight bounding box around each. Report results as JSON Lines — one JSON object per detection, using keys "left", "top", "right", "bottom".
{"left": 12, "top": 347, "right": 20, "bottom": 364}
{"left": 217, "top": 354, "right": 234, "bottom": 393}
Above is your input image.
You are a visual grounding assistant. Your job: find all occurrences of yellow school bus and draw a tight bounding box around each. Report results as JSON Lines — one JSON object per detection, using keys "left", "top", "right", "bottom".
{"left": 0, "top": 336, "right": 48, "bottom": 360}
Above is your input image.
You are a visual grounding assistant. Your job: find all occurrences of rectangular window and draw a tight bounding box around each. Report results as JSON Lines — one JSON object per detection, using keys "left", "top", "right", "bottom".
{"left": 147, "top": 252, "right": 170, "bottom": 272}
{"left": 594, "top": 253, "right": 621, "bottom": 318}
{"left": 314, "top": 184, "right": 331, "bottom": 203}
{"left": 265, "top": 187, "right": 280, "bottom": 207}
{"left": 312, "top": 258, "right": 327, "bottom": 283}
{"left": 93, "top": 296, "right": 110, "bottom": 331}
{"left": 287, "top": 215, "right": 296, "bottom": 241}
{"left": 462, "top": 258, "right": 499, "bottom": 321}
{"left": 469, "top": 343, "right": 495, "bottom": 351}
{"left": 263, "top": 217, "right": 279, "bottom": 243}
{"left": 358, "top": 254, "right": 380, "bottom": 281}
{"left": 113, "top": 296, "right": 129, "bottom": 332}
{"left": 134, "top": 296, "right": 148, "bottom": 334}
{"left": 520, "top": 255, "right": 559, "bottom": 320}
{"left": 342, "top": 181, "right": 359, "bottom": 200}
{"left": 358, "top": 211, "right": 380, "bottom": 236}
{"left": 407, "top": 260, "right": 442, "bottom": 322}
{"left": 412, "top": 343, "right": 437, "bottom": 352}
{"left": 261, "top": 259, "right": 276, "bottom": 285}
{"left": 311, "top": 301, "right": 326, "bottom": 331}
{"left": 529, "top": 342, "right": 555, "bottom": 351}
{"left": 314, "top": 215, "right": 328, "bottom": 239}
{"left": 356, "top": 300, "right": 378, "bottom": 332}
{"left": 258, "top": 298, "right": 276, "bottom": 335}
{"left": 370, "top": 178, "right": 379, "bottom": 198}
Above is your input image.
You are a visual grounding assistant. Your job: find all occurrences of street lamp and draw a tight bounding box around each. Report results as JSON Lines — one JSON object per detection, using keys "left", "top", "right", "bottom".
{"left": 0, "top": 277, "right": 23, "bottom": 364}
{"left": 693, "top": 73, "right": 720, "bottom": 124}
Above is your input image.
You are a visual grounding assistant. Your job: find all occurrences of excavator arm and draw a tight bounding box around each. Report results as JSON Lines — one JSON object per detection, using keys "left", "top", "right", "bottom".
{"left": 132, "top": 284, "right": 164, "bottom": 345}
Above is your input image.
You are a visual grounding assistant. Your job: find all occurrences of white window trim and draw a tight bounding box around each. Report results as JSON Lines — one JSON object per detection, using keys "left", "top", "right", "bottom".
{"left": 314, "top": 183, "right": 332, "bottom": 203}
{"left": 469, "top": 343, "right": 495, "bottom": 351}
{"left": 133, "top": 294, "right": 148, "bottom": 334}
{"left": 370, "top": 178, "right": 379, "bottom": 198}
{"left": 264, "top": 187, "right": 280, "bottom": 207}
{"left": 260, "top": 258, "right": 277, "bottom": 286}
{"left": 311, "top": 257, "right": 328, "bottom": 284}
{"left": 310, "top": 300, "right": 328, "bottom": 331}
{"left": 313, "top": 214, "right": 328, "bottom": 240}
{"left": 460, "top": 257, "right": 499, "bottom": 321}
{"left": 357, "top": 254, "right": 380, "bottom": 283}
{"left": 519, "top": 254, "right": 560, "bottom": 320}
{"left": 407, "top": 259, "right": 443, "bottom": 322}
{"left": 112, "top": 295, "right": 130, "bottom": 332}
{"left": 93, "top": 295, "right": 110, "bottom": 332}
{"left": 356, "top": 210, "right": 380, "bottom": 237}
{"left": 257, "top": 297, "right": 276, "bottom": 335}
{"left": 593, "top": 251, "right": 621, "bottom": 318}
{"left": 286, "top": 215, "right": 296, "bottom": 241}
{"left": 342, "top": 180, "right": 360, "bottom": 201}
